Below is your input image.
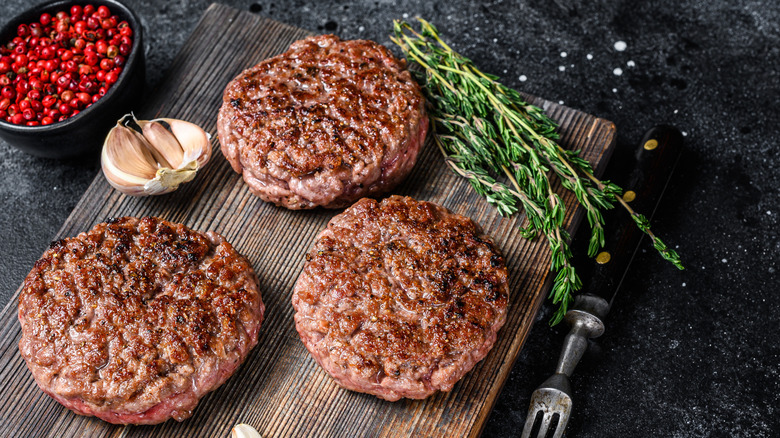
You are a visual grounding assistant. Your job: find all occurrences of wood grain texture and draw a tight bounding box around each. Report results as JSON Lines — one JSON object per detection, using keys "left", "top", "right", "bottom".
{"left": 0, "top": 4, "right": 616, "bottom": 437}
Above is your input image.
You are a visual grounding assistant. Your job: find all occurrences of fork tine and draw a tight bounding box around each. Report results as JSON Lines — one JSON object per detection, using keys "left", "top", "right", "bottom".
{"left": 551, "top": 419, "right": 565, "bottom": 438}
{"left": 536, "top": 412, "right": 554, "bottom": 438}
{"left": 551, "top": 410, "right": 570, "bottom": 438}
{"left": 520, "top": 409, "right": 539, "bottom": 438}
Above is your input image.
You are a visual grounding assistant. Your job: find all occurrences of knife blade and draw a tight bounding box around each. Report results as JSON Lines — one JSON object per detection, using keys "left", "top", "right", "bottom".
{"left": 521, "top": 125, "right": 684, "bottom": 438}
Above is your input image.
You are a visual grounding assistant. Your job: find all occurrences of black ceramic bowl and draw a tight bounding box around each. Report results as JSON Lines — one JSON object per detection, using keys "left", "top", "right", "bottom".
{"left": 0, "top": 0, "right": 144, "bottom": 158}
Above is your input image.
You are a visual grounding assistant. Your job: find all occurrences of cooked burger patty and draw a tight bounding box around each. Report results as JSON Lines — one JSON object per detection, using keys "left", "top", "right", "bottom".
{"left": 17, "top": 217, "right": 264, "bottom": 425}
{"left": 217, "top": 35, "right": 428, "bottom": 209}
{"left": 292, "top": 196, "right": 509, "bottom": 401}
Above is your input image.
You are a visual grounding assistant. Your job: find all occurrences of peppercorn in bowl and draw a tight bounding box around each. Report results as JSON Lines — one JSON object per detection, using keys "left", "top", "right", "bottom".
{"left": 0, "top": 0, "right": 144, "bottom": 158}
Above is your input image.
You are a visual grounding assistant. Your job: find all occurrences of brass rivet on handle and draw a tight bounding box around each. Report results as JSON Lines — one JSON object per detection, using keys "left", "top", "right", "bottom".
{"left": 644, "top": 139, "right": 658, "bottom": 150}
{"left": 596, "top": 251, "right": 611, "bottom": 264}
{"left": 623, "top": 190, "right": 636, "bottom": 202}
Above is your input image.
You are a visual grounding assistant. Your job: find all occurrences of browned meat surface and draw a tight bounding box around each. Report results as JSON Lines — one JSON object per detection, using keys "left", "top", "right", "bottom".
{"left": 217, "top": 35, "right": 428, "bottom": 209}
{"left": 17, "top": 217, "right": 264, "bottom": 425}
{"left": 292, "top": 196, "right": 509, "bottom": 401}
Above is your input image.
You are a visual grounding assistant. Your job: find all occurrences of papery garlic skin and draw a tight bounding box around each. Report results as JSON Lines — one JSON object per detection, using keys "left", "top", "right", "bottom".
{"left": 100, "top": 114, "right": 212, "bottom": 196}
{"left": 231, "top": 423, "right": 263, "bottom": 438}
{"left": 144, "top": 162, "right": 198, "bottom": 194}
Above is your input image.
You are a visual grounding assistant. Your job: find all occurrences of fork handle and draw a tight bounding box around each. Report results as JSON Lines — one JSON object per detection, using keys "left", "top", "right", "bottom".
{"left": 555, "top": 294, "right": 607, "bottom": 377}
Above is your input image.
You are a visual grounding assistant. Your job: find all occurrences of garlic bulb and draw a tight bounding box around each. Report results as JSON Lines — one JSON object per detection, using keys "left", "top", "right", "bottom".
{"left": 101, "top": 113, "right": 212, "bottom": 196}
{"left": 231, "top": 423, "right": 263, "bottom": 438}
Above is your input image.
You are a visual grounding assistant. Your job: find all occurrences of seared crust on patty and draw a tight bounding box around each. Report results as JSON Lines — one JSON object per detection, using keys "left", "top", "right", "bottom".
{"left": 217, "top": 35, "right": 428, "bottom": 209}
{"left": 292, "top": 196, "right": 509, "bottom": 401}
{"left": 17, "top": 217, "right": 264, "bottom": 425}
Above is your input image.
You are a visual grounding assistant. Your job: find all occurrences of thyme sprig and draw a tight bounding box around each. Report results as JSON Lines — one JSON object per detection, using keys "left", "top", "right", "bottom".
{"left": 392, "top": 19, "right": 683, "bottom": 324}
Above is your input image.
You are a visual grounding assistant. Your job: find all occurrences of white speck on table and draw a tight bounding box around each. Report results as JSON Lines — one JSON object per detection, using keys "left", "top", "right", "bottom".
{"left": 614, "top": 40, "right": 627, "bottom": 51}
{"left": 613, "top": 67, "right": 623, "bottom": 76}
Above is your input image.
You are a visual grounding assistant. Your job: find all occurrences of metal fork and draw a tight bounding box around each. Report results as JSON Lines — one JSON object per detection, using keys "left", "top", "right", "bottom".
{"left": 521, "top": 295, "right": 609, "bottom": 438}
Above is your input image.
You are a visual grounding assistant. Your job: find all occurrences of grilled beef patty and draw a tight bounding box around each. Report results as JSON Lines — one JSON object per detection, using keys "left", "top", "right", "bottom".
{"left": 292, "top": 196, "right": 509, "bottom": 401}
{"left": 217, "top": 35, "right": 428, "bottom": 209}
{"left": 17, "top": 217, "right": 264, "bottom": 425}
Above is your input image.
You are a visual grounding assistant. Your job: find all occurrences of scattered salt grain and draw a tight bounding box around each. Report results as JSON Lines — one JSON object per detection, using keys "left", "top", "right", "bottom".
{"left": 560, "top": 51, "right": 567, "bottom": 58}
{"left": 558, "top": 65, "right": 566, "bottom": 72}
{"left": 612, "top": 88, "right": 618, "bottom": 93}
{"left": 558, "top": 100, "right": 564, "bottom": 105}
{"left": 722, "top": 258, "right": 728, "bottom": 263}
{"left": 613, "top": 67, "right": 623, "bottom": 76}
{"left": 519, "top": 75, "right": 527, "bottom": 82}
{"left": 627, "top": 60, "right": 636, "bottom": 67}
{"left": 614, "top": 40, "right": 627, "bottom": 51}
{"left": 403, "top": 13, "right": 409, "bottom": 18}
{"left": 586, "top": 54, "right": 593, "bottom": 60}
{"left": 682, "top": 131, "right": 688, "bottom": 136}
{"left": 493, "top": 38, "right": 498, "bottom": 43}
{"left": 674, "top": 109, "right": 679, "bottom": 114}
{"left": 358, "top": 26, "right": 365, "bottom": 32}
{"left": 682, "top": 283, "right": 687, "bottom": 287}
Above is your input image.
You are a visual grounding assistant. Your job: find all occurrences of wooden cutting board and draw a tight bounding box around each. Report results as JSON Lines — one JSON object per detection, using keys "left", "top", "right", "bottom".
{"left": 0, "top": 3, "right": 616, "bottom": 437}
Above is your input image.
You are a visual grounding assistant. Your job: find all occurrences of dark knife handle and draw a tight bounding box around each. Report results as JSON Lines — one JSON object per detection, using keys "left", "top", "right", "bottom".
{"left": 577, "top": 125, "right": 684, "bottom": 314}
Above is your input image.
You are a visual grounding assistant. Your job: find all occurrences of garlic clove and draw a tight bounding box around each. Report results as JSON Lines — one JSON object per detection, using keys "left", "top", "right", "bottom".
{"left": 156, "top": 117, "right": 212, "bottom": 168}
{"left": 137, "top": 119, "right": 184, "bottom": 168}
{"left": 103, "top": 123, "right": 158, "bottom": 180}
{"left": 101, "top": 122, "right": 160, "bottom": 196}
{"left": 231, "top": 424, "right": 262, "bottom": 438}
{"left": 101, "top": 113, "right": 212, "bottom": 197}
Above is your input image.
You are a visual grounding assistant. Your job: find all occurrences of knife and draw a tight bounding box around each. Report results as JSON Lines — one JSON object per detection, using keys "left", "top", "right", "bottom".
{"left": 574, "top": 124, "right": 684, "bottom": 311}
{"left": 521, "top": 125, "right": 684, "bottom": 438}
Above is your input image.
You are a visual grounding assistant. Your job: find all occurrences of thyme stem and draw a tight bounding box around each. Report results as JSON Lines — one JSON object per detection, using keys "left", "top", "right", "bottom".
{"left": 392, "top": 19, "right": 683, "bottom": 324}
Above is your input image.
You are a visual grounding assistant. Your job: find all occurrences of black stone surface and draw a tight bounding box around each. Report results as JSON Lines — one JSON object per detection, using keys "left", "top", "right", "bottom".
{"left": 1, "top": 1, "right": 777, "bottom": 436}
